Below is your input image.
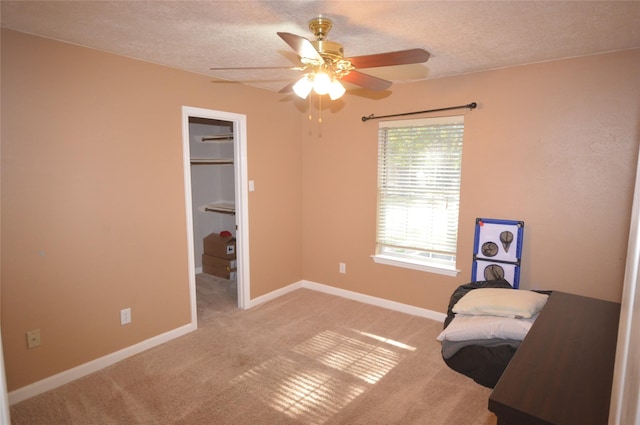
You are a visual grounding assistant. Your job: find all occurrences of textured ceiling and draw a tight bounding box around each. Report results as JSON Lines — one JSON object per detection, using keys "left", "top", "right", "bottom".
{"left": 2, "top": 1, "right": 640, "bottom": 94}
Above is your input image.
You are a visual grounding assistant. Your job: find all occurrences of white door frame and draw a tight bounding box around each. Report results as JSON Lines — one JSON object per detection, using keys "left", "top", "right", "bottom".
{"left": 181, "top": 106, "right": 250, "bottom": 321}
{"left": 609, "top": 147, "right": 640, "bottom": 424}
{"left": 0, "top": 328, "right": 10, "bottom": 425}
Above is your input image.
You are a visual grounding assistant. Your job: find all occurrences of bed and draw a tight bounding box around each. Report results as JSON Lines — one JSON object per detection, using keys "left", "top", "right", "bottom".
{"left": 438, "top": 279, "right": 549, "bottom": 388}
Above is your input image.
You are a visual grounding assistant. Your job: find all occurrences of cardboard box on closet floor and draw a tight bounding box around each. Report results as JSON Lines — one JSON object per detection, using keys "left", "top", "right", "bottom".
{"left": 203, "top": 233, "right": 237, "bottom": 280}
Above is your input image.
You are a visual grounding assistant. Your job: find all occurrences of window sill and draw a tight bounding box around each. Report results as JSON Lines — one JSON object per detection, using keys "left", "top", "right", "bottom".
{"left": 371, "top": 254, "right": 460, "bottom": 277}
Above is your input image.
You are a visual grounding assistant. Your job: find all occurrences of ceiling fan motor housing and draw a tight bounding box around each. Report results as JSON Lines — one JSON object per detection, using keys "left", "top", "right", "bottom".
{"left": 309, "top": 16, "right": 332, "bottom": 40}
{"left": 311, "top": 40, "right": 344, "bottom": 59}
{"left": 311, "top": 40, "right": 353, "bottom": 77}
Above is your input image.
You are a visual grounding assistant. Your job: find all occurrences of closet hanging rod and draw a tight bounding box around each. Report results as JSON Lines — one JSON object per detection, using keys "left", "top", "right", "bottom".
{"left": 191, "top": 159, "right": 233, "bottom": 165}
{"left": 361, "top": 102, "right": 477, "bottom": 122}
{"left": 204, "top": 207, "right": 235, "bottom": 215}
{"left": 201, "top": 134, "right": 234, "bottom": 142}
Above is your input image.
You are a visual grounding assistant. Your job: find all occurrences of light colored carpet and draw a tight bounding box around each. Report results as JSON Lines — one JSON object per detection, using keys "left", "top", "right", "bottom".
{"left": 10, "top": 274, "right": 497, "bottom": 424}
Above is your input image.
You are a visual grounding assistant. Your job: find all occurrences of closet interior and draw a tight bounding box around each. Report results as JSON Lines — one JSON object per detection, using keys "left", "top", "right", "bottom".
{"left": 188, "top": 117, "right": 237, "bottom": 281}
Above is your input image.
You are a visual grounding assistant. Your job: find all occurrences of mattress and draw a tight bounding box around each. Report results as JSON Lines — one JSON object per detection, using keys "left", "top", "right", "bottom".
{"left": 441, "top": 279, "right": 518, "bottom": 388}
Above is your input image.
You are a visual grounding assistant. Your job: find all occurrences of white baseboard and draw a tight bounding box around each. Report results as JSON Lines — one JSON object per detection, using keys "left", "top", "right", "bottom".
{"left": 8, "top": 322, "right": 197, "bottom": 405}
{"left": 248, "top": 281, "right": 304, "bottom": 308}
{"left": 9, "top": 280, "right": 445, "bottom": 405}
{"left": 249, "top": 279, "right": 446, "bottom": 322}
{"left": 300, "top": 280, "right": 447, "bottom": 322}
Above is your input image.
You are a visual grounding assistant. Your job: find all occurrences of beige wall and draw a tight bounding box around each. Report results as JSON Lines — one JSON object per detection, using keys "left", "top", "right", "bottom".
{"left": 0, "top": 29, "right": 303, "bottom": 391}
{"left": 2, "top": 28, "right": 639, "bottom": 393}
{"left": 302, "top": 49, "right": 640, "bottom": 312}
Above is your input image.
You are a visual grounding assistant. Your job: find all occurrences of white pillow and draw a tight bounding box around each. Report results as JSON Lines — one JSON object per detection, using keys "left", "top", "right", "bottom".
{"left": 437, "top": 314, "right": 537, "bottom": 342}
{"left": 452, "top": 288, "right": 548, "bottom": 319}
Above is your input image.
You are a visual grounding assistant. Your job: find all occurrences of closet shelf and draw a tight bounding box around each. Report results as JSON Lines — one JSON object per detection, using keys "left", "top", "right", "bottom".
{"left": 201, "top": 133, "right": 234, "bottom": 142}
{"left": 202, "top": 202, "right": 235, "bottom": 215}
{"left": 190, "top": 158, "right": 233, "bottom": 165}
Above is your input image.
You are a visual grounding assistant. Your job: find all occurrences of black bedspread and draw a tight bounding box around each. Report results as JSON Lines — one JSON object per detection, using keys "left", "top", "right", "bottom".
{"left": 442, "top": 279, "right": 518, "bottom": 388}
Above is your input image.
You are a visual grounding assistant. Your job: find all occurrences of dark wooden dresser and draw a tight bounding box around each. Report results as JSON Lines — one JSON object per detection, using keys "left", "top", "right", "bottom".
{"left": 488, "top": 291, "right": 621, "bottom": 425}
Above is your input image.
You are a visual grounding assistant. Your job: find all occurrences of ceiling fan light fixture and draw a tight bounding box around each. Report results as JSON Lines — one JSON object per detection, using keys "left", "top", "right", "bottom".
{"left": 328, "top": 79, "right": 346, "bottom": 100}
{"left": 292, "top": 75, "right": 313, "bottom": 99}
{"left": 312, "top": 72, "right": 331, "bottom": 95}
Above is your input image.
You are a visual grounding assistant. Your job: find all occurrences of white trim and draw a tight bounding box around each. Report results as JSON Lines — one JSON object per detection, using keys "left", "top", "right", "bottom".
{"left": 248, "top": 281, "right": 304, "bottom": 308}
{"left": 232, "top": 114, "right": 251, "bottom": 310}
{"left": 8, "top": 323, "right": 196, "bottom": 405}
{"left": 609, "top": 149, "right": 640, "bottom": 425}
{"left": 371, "top": 254, "right": 460, "bottom": 277}
{"left": 181, "top": 109, "right": 199, "bottom": 328}
{"left": 0, "top": 328, "right": 10, "bottom": 425}
{"left": 301, "top": 280, "right": 447, "bottom": 322}
{"left": 250, "top": 280, "right": 447, "bottom": 322}
{"left": 181, "top": 106, "right": 250, "bottom": 312}
{"left": 7, "top": 280, "right": 447, "bottom": 405}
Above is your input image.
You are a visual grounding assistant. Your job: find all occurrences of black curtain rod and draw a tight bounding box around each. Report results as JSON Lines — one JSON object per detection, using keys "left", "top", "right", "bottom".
{"left": 361, "top": 102, "right": 477, "bottom": 122}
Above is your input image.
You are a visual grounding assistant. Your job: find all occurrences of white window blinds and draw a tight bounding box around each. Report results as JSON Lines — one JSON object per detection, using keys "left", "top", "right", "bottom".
{"left": 376, "top": 115, "right": 464, "bottom": 268}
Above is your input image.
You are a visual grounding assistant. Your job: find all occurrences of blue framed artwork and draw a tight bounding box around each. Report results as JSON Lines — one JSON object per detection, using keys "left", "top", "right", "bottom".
{"left": 472, "top": 218, "right": 524, "bottom": 288}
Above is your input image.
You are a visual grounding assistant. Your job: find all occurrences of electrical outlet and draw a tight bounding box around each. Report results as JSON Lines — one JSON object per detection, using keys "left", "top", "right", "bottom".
{"left": 120, "top": 308, "right": 131, "bottom": 325}
{"left": 339, "top": 262, "right": 346, "bottom": 274}
{"left": 27, "top": 329, "right": 41, "bottom": 348}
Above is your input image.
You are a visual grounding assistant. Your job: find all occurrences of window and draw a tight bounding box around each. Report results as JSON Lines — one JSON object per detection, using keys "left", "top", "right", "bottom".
{"left": 373, "top": 115, "right": 464, "bottom": 276}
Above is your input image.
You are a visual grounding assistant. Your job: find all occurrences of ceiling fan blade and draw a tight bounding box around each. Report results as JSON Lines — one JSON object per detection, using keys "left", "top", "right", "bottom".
{"left": 278, "top": 81, "right": 295, "bottom": 94}
{"left": 210, "top": 66, "right": 304, "bottom": 71}
{"left": 277, "top": 32, "right": 324, "bottom": 63}
{"left": 341, "top": 70, "right": 392, "bottom": 91}
{"left": 349, "top": 48, "right": 430, "bottom": 69}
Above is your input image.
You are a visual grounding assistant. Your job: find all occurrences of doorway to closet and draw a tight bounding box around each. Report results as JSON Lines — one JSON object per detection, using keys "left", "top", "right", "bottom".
{"left": 182, "top": 106, "right": 250, "bottom": 323}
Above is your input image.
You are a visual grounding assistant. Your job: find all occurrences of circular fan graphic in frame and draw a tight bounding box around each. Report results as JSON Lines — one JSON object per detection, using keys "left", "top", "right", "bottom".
{"left": 484, "top": 264, "right": 504, "bottom": 280}
{"left": 472, "top": 218, "right": 524, "bottom": 288}
{"left": 474, "top": 260, "right": 518, "bottom": 285}
{"left": 481, "top": 242, "right": 499, "bottom": 257}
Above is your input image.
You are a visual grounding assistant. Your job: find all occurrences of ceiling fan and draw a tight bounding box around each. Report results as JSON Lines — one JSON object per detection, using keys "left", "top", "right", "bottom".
{"left": 210, "top": 16, "right": 430, "bottom": 100}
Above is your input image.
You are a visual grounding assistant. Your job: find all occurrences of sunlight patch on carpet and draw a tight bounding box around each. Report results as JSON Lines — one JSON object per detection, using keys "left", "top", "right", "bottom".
{"left": 292, "top": 329, "right": 411, "bottom": 384}
{"left": 230, "top": 356, "right": 365, "bottom": 425}
{"left": 356, "top": 329, "right": 417, "bottom": 351}
{"left": 229, "top": 328, "right": 415, "bottom": 424}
